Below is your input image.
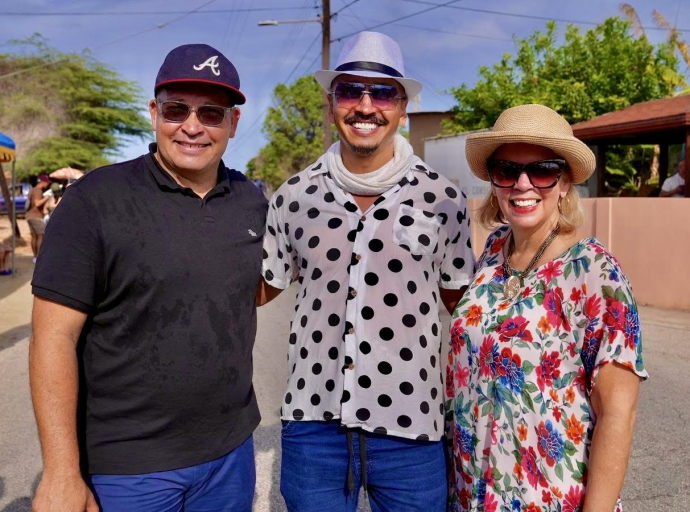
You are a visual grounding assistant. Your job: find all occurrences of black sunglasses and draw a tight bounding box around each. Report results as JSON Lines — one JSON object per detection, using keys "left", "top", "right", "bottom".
{"left": 157, "top": 100, "right": 235, "bottom": 127}
{"left": 331, "top": 82, "right": 405, "bottom": 111}
{"left": 486, "top": 158, "right": 567, "bottom": 189}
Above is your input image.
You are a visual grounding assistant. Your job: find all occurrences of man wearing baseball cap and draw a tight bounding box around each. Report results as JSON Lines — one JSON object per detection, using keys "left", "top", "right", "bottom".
{"left": 258, "top": 31, "right": 475, "bottom": 510}
{"left": 30, "top": 44, "right": 267, "bottom": 511}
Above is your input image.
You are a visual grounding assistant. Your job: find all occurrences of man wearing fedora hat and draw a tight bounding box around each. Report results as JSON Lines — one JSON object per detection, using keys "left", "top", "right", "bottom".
{"left": 257, "top": 31, "right": 475, "bottom": 510}
{"left": 30, "top": 44, "right": 267, "bottom": 511}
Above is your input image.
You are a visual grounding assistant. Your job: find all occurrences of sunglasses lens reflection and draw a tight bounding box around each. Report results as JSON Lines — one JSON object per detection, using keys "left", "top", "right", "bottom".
{"left": 333, "top": 82, "right": 402, "bottom": 110}
{"left": 160, "top": 102, "right": 227, "bottom": 126}
{"left": 487, "top": 159, "right": 565, "bottom": 189}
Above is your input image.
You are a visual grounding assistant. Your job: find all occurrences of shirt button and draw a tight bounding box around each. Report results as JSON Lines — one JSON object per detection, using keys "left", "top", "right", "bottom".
{"left": 348, "top": 327, "right": 354, "bottom": 335}
{"left": 348, "top": 364, "right": 355, "bottom": 370}
{"left": 360, "top": 215, "right": 367, "bottom": 222}
{"left": 355, "top": 254, "right": 362, "bottom": 261}
{"left": 350, "top": 289, "right": 357, "bottom": 298}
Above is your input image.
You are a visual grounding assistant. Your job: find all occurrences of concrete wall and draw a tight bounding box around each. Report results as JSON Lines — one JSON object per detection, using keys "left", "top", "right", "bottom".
{"left": 408, "top": 112, "right": 453, "bottom": 161}
{"left": 466, "top": 197, "right": 690, "bottom": 310}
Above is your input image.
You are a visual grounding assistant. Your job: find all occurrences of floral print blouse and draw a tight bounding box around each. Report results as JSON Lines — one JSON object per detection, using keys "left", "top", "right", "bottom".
{"left": 446, "top": 226, "right": 648, "bottom": 512}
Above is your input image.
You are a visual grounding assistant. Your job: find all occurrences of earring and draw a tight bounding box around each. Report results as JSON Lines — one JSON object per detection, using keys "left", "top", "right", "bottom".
{"left": 558, "top": 197, "right": 564, "bottom": 213}
{"left": 490, "top": 195, "right": 496, "bottom": 208}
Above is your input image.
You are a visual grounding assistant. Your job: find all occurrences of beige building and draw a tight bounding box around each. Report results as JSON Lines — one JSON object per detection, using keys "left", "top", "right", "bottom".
{"left": 408, "top": 111, "right": 452, "bottom": 160}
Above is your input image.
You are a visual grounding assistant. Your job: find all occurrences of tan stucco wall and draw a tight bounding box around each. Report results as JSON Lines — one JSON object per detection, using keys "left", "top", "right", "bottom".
{"left": 466, "top": 197, "right": 690, "bottom": 310}
{"left": 408, "top": 112, "right": 453, "bottom": 160}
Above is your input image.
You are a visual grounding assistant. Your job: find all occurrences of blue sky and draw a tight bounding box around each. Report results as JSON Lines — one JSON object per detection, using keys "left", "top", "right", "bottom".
{"left": 2, "top": 0, "right": 689, "bottom": 173}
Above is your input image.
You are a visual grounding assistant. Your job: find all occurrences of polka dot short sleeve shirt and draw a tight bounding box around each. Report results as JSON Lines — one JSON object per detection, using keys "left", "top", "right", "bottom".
{"left": 262, "top": 155, "right": 475, "bottom": 441}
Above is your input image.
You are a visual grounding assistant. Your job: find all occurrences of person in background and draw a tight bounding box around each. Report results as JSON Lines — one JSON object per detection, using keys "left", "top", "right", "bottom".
{"left": 258, "top": 31, "right": 475, "bottom": 511}
{"left": 25, "top": 174, "right": 52, "bottom": 263}
{"left": 659, "top": 160, "right": 686, "bottom": 197}
{"left": 0, "top": 242, "right": 11, "bottom": 275}
{"left": 29, "top": 43, "right": 267, "bottom": 512}
{"left": 447, "top": 104, "right": 647, "bottom": 512}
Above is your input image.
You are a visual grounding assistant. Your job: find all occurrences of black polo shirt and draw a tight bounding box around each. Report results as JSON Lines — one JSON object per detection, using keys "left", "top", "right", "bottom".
{"left": 32, "top": 144, "right": 268, "bottom": 474}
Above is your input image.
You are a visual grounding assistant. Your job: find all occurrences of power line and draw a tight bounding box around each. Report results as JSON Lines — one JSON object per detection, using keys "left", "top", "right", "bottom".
{"left": 227, "top": 31, "right": 321, "bottom": 154}
{"left": 3, "top": 6, "right": 315, "bottom": 16}
{"left": 333, "top": 0, "right": 463, "bottom": 41}
{"left": 398, "top": 0, "right": 689, "bottom": 32}
{"left": 284, "top": 32, "right": 321, "bottom": 84}
{"left": 339, "top": 14, "right": 512, "bottom": 41}
{"left": 332, "top": 0, "right": 361, "bottom": 17}
{"left": 0, "top": 0, "right": 220, "bottom": 81}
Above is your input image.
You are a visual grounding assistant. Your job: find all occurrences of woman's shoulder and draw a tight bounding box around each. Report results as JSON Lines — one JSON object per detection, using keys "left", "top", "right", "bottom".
{"left": 477, "top": 225, "right": 510, "bottom": 268}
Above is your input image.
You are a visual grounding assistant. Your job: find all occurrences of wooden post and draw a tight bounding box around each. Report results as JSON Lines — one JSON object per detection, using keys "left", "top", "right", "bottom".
{"left": 321, "top": 0, "right": 332, "bottom": 151}
{"left": 0, "top": 162, "right": 18, "bottom": 237}
{"left": 596, "top": 144, "right": 607, "bottom": 197}
{"left": 658, "top": 143, "right": 669, "bottom": 188}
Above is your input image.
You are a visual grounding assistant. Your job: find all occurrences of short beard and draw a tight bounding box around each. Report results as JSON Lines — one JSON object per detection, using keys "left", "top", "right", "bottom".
{"left": 343, "top": 139, "right": 379, "bottom": 156}
{"left": 342, "top": 113, "right": 387, "bottom": 157}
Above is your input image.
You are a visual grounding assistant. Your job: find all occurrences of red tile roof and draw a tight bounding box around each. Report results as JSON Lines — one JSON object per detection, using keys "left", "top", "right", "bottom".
{"left": 572, "top": 95, "right": 690, "bottom": 142}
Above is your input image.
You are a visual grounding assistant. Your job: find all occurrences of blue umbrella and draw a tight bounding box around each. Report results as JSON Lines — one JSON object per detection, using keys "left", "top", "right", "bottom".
{"left": 0, "top": 131, "right": 17, "bottom": 275}
{"left": 0, "top": 131, "right": 15, "bottom": 163}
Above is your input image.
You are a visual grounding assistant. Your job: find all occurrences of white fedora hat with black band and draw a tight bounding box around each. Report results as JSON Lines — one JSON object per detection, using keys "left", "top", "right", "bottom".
{"left": 315, "top": 31, "right": 422, "bottom": 99}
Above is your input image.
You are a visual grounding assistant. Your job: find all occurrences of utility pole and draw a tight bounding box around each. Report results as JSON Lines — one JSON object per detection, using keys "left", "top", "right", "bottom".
{"left": 321, "top": 0, "right": 332, "bottom": 150}
{"left": 259, "top": 1, "right": 333, "bottom": 150}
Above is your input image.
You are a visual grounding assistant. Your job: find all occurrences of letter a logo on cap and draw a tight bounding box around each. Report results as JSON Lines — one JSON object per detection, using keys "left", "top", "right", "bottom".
{"left": 193, "top": 56, "right": 220, "bottom": 76}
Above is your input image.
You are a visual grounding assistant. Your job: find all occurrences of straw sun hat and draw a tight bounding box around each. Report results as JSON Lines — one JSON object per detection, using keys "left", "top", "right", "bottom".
{"left": 465, "top": 104, "right": 596, "bottom": 185}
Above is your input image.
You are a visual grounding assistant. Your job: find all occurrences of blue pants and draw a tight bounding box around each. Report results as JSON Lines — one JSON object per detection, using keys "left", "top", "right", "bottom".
{"left": 89, "top": 435, "right": 255, "bottom": 512}
{"left": 280, "top": 420, "right": 447, "bottom": 512}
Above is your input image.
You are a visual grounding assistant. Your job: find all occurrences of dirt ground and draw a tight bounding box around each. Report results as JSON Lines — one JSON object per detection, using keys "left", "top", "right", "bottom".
{"left": 0, "top": 216, "right": 36, "bottom": 351}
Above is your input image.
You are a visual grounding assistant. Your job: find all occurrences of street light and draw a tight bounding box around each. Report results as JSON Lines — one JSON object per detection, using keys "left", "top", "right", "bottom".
{"left": 258, "top": 1, "right": 333, "bottom": 150}
{"left": 257, "top": 18, "right": 321, "bottom": 26}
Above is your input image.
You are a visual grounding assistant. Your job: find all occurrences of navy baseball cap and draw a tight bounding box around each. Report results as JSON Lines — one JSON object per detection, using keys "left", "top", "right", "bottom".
{"left": 155, "top": 44, "right": 246, "bottom": 105}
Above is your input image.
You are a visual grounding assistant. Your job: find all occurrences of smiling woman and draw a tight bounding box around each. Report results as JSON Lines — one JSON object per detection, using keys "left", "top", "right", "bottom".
{"left": 446, "top": 104, "right": 648, "bottom": 512}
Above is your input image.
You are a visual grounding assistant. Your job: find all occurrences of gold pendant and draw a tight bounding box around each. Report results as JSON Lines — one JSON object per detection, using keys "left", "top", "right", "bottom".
{"left": 503, "top": 275, "right": 521, "bottom": 300}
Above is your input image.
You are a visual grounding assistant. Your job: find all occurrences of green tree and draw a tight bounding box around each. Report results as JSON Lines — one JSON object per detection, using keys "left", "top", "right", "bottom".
{"left": 252, "top": 76, "right": 331, "bottom": 190}
{"left": 443, "top": 18, "right": 683, "bottom": 133}
{"left": 0, "top": 35, "right": 150, "bottom": 177}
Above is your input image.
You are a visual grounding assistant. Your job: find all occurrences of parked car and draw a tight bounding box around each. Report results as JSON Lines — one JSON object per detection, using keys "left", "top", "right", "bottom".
{"left": 0, "top": 183, "right": 32, "bottom": 216}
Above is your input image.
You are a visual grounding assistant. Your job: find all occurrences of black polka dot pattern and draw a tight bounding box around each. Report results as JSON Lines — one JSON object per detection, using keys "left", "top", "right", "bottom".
{"left": 261, "top": 158, "right": 474, "bottom": 441}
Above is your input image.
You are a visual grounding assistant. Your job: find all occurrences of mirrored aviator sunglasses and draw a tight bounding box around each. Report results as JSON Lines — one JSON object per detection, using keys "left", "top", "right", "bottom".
{"left": 158, "top": 101, "right": 234, "bottom": 127}
{"left": 486, "top": 158, "right": 567, "bottom": 189}
{"left": 332, "top": 82, "right": 405, "bottom": 111}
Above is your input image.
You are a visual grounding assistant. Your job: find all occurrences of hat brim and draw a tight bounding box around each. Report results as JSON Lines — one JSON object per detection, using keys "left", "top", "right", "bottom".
{"left": 465, "top": 131, "right": 596, "bottom": 185}
{"left": 155, "top": 79, "right": 246, "bottom": 105}
{"left": 314, "top": 70, "right": 422, "bottom": 99}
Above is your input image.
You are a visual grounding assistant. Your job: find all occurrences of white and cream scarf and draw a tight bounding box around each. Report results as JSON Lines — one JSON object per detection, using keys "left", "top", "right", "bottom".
{"left": 325, "top": 133, "right": 414, "bottom": 196}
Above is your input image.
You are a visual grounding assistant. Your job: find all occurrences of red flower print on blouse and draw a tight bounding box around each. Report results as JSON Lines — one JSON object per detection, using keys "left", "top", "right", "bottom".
{"left": 583, "top": 294, "right": 601, "bottom": 320}
{"left": 520, "top": 446, "right": 548, "bottom": 489}
{"left": 544, "top": 287, "right": 572, "bottom": 332}
{"left": 496, "top": 315, "right": 533, "bottom": 343}
{"left": 525, "top": 502, "right": 543, "bottom": 512}
{"left": 537, "top": 260, "right": 563, "bottom": 282}
{"left": 603, "top": 297, "right": 627, "bottom": 337}
{"left": 570, "top": 287, "right": 582, "bottom": 302}
{"left": 542, "top": 489, "right": 553, "bottom": 505}
{"left": 455, "top": 364, "right": 470, "bottom": 388}
{"left": 489, "top": 236, "right": 505, "bottom": 255}
{"left": 536, "top": 350, "right": 562, "bottom": 393}
{"left": 563, "top": 485, "right": 585, "bottom": 512}
{"left": 446, "top": 365, "right": 455, "bottom": 399}
{"left": 479, "top": 336, "right": 498, "bottom": 377}
{"left": 450, "top": 319, "right": 466, "bottom": 354}
{"left": 484, "top": 492, "right": 498, "bottom": 512}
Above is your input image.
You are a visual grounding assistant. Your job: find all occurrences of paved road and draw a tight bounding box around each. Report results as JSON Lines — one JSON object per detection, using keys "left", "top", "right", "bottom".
{"left": 0, "top": 281, "right": 688, "bottom": 511}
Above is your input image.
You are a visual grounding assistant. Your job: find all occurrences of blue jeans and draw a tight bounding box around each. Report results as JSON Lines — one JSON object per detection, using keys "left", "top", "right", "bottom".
{"left": 89, "top": 435, "right": 255, "bottom": 512}
{"left": 280, "top": 420, "right": 447, "bottom": 512}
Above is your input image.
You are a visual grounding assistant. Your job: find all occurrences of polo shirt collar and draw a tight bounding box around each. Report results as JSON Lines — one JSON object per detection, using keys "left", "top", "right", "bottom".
{"left": 146, "top": 143, "right": 231, "bottom": 193}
